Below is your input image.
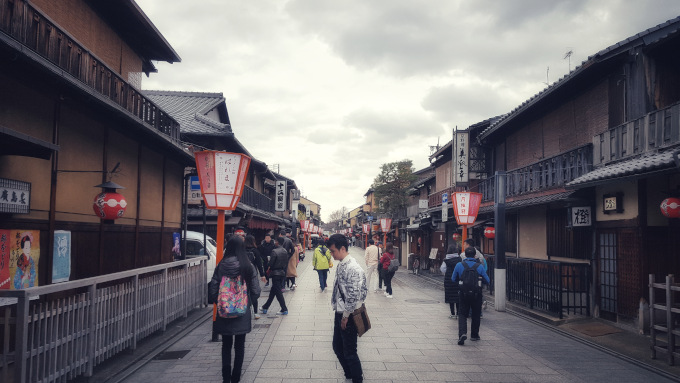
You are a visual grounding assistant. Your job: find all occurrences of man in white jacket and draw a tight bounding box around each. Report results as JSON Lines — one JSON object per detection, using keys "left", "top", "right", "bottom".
{"left": 364, "top": 239, "right": 380, "bottom": 293}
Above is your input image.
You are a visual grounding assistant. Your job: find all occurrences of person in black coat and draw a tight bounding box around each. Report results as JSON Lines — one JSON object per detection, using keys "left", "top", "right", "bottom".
{"left": 208, "top": 235, "right": 261, "bottom": 383}
{"left": 245, "top": 235, "right": 266, "bottom": 319}
{"left": 441, "top": 244, "right": 462, "bottom": 319}
{"left": 258, "top": 233, "right": 275, "bottom": 286}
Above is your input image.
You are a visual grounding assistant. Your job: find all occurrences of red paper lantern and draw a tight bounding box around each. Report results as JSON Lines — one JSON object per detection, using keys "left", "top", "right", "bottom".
{"left": 452, "top": 233, "right": 461, "bottom": 241}
{"left": 93, "top": 191, "right": 127, "bottom": 220}
{"left": 660, "top": 198, "right": 680, "bottom": 218}
{"left": 484, "top": 227, "right": 495, "bottom": 239}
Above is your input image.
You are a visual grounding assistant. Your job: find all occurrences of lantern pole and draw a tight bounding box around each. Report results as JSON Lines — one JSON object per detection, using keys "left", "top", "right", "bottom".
{"left": 212, "top": 209, "right": 226, "bottom": 324}
{"left": 462, "top": 224, "right": 468, "bottom": 244}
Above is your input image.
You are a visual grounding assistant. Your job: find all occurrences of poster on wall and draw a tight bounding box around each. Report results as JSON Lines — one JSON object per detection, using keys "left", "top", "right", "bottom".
{"left": 52, "top": 230, "right": 71, "bottom": 283}
{"left": 172, "top": 232, "right": 181, "bottom": 260}
{"left": 10, "top": 230, "right": 39, "bottom": 289}
{"left": 0, "top": 230, "right": 9, "bottom": 289}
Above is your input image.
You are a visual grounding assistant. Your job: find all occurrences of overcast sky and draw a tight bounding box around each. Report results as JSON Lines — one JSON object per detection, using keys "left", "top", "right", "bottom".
{"left": 136, "top": 0, "right": 680, "bottom": 221}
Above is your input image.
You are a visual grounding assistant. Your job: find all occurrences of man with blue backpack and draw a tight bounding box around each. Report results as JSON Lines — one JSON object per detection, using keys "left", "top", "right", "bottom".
{"left": 452, "top": 246, "right": 490, "bottom": 345}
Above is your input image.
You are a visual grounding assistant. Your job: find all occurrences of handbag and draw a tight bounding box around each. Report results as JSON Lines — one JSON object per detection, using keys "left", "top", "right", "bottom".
{"left": 388, "top": 256, "right": 400, "bottom": 272}
{"left": 351, "top": 304, "right": 371, "bottom": 337}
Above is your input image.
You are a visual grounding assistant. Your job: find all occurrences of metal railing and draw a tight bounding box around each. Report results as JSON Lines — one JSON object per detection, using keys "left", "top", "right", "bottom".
{"left": 0, "top": 258, "right": 208, "bottom": 383}
{"left": 0, "top": 0, "right": 180, "bottom": 143}
{"left": 478, "top": 144, "right": 593, "bottom": 202}
{"left": 487, "top": 256, "right": 590, "bottom": 319}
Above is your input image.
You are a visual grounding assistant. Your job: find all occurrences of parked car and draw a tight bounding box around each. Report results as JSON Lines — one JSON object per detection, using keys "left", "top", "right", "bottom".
{"left": 182, "top": 231, "right": 217, "bottom": 282}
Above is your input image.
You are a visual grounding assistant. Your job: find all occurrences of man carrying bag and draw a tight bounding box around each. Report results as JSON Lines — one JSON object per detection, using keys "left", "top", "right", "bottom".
{"left": 328, "top": 234, "right": 368, "bottom": 383}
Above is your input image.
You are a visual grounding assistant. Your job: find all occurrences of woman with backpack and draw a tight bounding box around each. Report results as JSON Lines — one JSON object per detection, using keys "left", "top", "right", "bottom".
{"left": 441, "top": 244, "right": 462, "bottom": 319}
{"left": 379, "top": 242, "right": 397, "bottom": 298}
{"left": 208, "top": 235, "right": 261, "bottom": 383}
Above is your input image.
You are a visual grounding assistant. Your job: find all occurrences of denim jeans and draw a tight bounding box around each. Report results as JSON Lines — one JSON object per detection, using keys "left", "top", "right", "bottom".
{"left": 332, "top": 313, "right": 363, "bottom": 383}
{"left": 222, "top": 334, "right": 246, "bottom": 382}
{"left": 317, "top": 269, "right": 329, "bottom": 291}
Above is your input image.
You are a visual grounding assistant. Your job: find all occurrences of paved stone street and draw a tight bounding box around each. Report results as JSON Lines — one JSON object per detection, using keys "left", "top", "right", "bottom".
{"left": 120, "top": 246, "right": 674, "bottom": 383}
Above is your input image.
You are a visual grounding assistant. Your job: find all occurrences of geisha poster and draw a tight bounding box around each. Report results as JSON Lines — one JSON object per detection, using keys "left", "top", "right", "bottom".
{"left": 9, "top": 230, "right": 39, "bottom": 289}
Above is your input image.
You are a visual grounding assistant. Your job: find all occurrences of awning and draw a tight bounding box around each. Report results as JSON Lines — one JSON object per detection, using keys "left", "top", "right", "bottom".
{"left": 248, "top": 217, "right": 279, "bottom": 230}
{"left": 406, "top": 223, "right": 420, "bottom": 231}
{"left": 0, "top": 125, "right": 59, "bottom": 160}
{"left": 478, "top": 191, "right": 575, "bottom": 213}
{"left": 567, "top": 149, "right": 678, "bottom": 189}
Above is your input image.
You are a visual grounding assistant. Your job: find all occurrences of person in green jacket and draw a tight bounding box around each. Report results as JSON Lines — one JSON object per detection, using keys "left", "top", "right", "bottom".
{"left": 313, "top": 238, "right": 333, "bottom": 292}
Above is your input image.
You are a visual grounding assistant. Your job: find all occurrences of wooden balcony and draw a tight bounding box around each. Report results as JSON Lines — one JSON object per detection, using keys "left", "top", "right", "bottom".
{"left": 0, "top": 0, "right": 180, "bottom": 143}
{"left": 241, "top": 185, "right": 274, "bottom": 213}
{"left": 478, "top": 144, "right": 593, "bottom": 202}
{"left": 594, "top": 101, "right": 680, "bottom": 166}
{"left": 428, "top": 186, "right": 466, "bottom": 208}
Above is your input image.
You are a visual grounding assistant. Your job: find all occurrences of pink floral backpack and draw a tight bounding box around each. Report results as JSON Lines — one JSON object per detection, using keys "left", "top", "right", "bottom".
{"left": 217, "top": 275, "right": 249, "bottom": 318}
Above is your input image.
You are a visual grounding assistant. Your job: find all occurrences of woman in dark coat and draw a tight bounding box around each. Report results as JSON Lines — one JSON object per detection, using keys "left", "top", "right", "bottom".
{"left": 245, "top": 235, "right": 266, "bottom": 319}
{"left": 208, "top": 236, "right": 261, "bottom": 383}
{"left": 441, "top": 244, "right": 462, "bottom": 319}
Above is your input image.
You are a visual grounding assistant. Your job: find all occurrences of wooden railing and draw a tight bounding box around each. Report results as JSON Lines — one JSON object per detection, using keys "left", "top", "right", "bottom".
{"left": 241, "top": 185, "right": 274, "bottom": 212}
{"left": 478, "top": 144, "right": 593, "bottom": 202}
{"left": 428, "top": 186, "right": 466, "bottom": 208}
{"left": 595, "top": 101, "right": 680, "bottom": 166}
{"left": 649, "top": 274, "right": 680, "bottom": 365}
{"left": 0, "top": 258, "right": 207, "bottom": 383}
{"left": 0, "top": 0, "right": 180, "bottom": 143}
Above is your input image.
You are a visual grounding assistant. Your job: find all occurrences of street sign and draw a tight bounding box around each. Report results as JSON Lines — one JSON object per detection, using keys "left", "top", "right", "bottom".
{"left": 275, "top": 180, "right": 286, "bottom": 211}
{"left": 442, "top": 192, "right": 448, "bottom": 204}
{"left": 188, "top": 176, "right": 202, "bottom": 204}
{"left": 442, "top": 202, "right": 448, "bottom": 222}
{"left": 367, "top": 215, "right": 373, "bottom": 221}
{"left": 418, "top": 199, "right": 428, "bottom": 209}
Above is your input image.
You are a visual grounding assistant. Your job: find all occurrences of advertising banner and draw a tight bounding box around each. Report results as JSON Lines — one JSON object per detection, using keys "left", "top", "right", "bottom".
{"left": 52, "top": 230, "right": 71, "bottom": 283}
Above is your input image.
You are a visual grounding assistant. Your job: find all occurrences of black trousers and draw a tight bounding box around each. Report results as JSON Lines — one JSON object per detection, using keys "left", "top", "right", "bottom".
{"left": 449, "top": 301, "right": 459, "bottom": 315}
{"left": 378, "top": 267, "right": 384, "bottom": 288}
{"left": 262, "top": 275, "right": 287, "bottom": 312}
{"left": 222, "top": 334, "right": 246, "bottom": 383}
{"left": 333, "top": 313, "right": 363, "bottom": 383}
{"left": 458, "top": 292, "right": 483, "bottom": 338}
{"left": 384, "top": 270, "right": 395, "bottom": 295}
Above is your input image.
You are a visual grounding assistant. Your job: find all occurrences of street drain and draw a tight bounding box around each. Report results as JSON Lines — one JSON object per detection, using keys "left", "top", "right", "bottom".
{"left": 154, "top": 350, "right": 191, "bottom": 360}
{"left": 404, "top": 299, "right": 440, "bottom": 304}
{"left": 253, "top": 323, "right": 271, "bottom": 329}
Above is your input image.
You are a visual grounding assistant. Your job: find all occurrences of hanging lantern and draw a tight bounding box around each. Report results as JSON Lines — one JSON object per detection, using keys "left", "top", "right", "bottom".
{"left": 194, "top": 151, "right": 251, "bottom": 210}
{"left": 452, "top": 233, "right": 461, "bottom": 241}
{"left": 93, "top": 181, "right": 127, "bottom": 222}
{"left": 484, "top": 227, "right": 495, "bottom": 239}
{"left": 660, "top": 198, "right": 680, "bottom": 218}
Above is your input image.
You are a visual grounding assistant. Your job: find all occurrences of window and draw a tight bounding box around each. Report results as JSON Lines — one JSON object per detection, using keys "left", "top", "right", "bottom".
{"left": 185, "top": 240, "right": 205, "bottom": 257}
{"left": 547, "top": 208, "right": 591, "bottom": 259}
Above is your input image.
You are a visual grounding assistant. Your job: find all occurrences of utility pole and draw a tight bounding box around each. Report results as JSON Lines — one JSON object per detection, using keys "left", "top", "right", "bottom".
{"left": 494, "top": 171, "right": 507, "bottom": 311}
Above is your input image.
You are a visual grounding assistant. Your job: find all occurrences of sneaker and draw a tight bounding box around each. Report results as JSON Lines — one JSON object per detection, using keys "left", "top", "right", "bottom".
{"left": 293, "top": 284, "right": 298, "bottom": 288}
{"left": 482, "top": 301, "right": 488, "bottom": 310}
{"left": 290, "top": 286, "right": 296, "bottom": 291}
{"left": 254, "top": 313, "right": 261, "bottom": 320}
{"left": 384, "top": 292, "right": 388, "bottom": 296}
{"left": 264, "top": 282, "right": 269, "bottom": 287}
{"left": 458, "top": 334, "right": 467, "bottom": 345}
{"left": 374, "top": 289, "right": 379, "bottom": 293}
{"left": 386, "top": 295, "right": 393, "bottom": 299}
{"left": 260, "top": 307, "right": 268, "bottom": 314}
{"left": 276, "top": 310, "right": 288, "bottom": 315}
{"left": 454, "top": 314, "right": 458, "bottom": 319}
{"left": 448, "top": 314, "right": 456, "bottom": 319}
{"left": 471, "top": 336, "right": 480, "bottom": 341}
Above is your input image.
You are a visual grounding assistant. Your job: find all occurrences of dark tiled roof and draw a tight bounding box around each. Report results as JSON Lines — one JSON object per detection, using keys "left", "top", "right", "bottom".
{"left": 143, "top": 91, "right": 232, "bottom": 135}
{"left": 567, "top": 150, "right": 678, "bottom": 188}
{"left": 478, "top": 191, "right": 574, "bottom": 214}
{"left": 479, "top": 16, "right": 680, "bottom": 141}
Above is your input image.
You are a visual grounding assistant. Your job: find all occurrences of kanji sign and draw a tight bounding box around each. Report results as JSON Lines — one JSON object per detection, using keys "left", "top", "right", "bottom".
{"left": 571, "top": 206, "right": 591, "bottom": 227}
{"left": 301, "top": 220, "right": 310, "bottom": 232}
{"left": 380, "top": 218, "right": 392, "bottom": 232}
{"left": 363, "top": 223, "right": 369, "bottom": 233}
{"left": 275, "top": 180, "right": 287, "bottom": 212}
{"left": 452, "top": 192, "right": 482, "bottom": 225}
{"left": 194, "top": 151, "right": 251, "bottom": 210}
{"left": 0, "top": 178, "right": 30, "bottom": 214}
{"left": 454, "top": 131, "right": 469, "bottom": 185}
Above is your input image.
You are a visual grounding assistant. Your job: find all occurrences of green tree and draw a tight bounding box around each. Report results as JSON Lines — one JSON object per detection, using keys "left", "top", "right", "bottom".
{"left": 372, "top": 160, "right": 415, "bottom": 216}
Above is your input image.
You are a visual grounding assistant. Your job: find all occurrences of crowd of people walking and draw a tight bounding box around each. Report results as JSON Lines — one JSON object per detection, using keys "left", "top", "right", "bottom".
{"left": 207, "top": 228, "right": 490, "bottom": 383}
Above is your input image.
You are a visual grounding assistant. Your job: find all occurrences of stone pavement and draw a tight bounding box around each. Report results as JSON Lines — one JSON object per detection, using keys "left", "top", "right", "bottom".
{"left": 116, "top": 246, "right": 677, "bottom": 383}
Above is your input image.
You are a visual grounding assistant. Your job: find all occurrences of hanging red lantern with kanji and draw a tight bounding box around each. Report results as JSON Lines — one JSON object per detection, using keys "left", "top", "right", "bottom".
{"left": 93, "top": 181, "right": 127, "bottom": 222}
{"left": 452, "top": 233, "right": 461, "bottom": 241}
{"left": 660, "top": 198, "right": 680, "bottom": 218}
{"left": 484, "top": 227, "right": 495, "bottom": 239}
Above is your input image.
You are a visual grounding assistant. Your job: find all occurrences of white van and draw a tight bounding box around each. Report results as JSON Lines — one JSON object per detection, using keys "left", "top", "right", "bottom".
{"left": 182, "top": 231, "right": 217, "bottom": 282}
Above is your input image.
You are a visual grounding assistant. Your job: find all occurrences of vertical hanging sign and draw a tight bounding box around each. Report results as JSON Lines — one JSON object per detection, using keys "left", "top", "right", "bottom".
{"left": 454, "top": 130, "right": 469, "bottom": 186}
{"left": 275, "top": 181, "right": 287, "bottom": 212}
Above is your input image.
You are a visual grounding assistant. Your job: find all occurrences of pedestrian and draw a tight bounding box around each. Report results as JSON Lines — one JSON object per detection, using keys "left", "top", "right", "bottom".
{"left": 286, "top": 239, "right": 300, "bottom": 290}
{"left": 245, "top": 235, "right": 266, "bottom": 319}
{"left": 364, "top": 239, "right": 380, "bottom": 293}
{"left": 462, "top": 238, "right": 487, "bottom": 269}
{"left": 328, "top": 234, "right": 367, "bottom": 383}
{"left": 208, "top": 235, "right": 261, "bottom": 383}
{"left": 258, "top": 233, "right": 275, "bottom": 286}
{"left": 376, "top": 241, "right": 385, "bottom": 290}
{"left": 313, "top": 238, "right": 333, "bottom": 292}
{"left": 379, "top": 242, "right": 396, "bottom": 298}
{"left": 452, "top": 246, "right": 490, "bottom": 345}
{"left": 296, "top": 238, "right": 305, "bottom": 262}
{"left": 260, "top": 236, "right": 289, "bottom": 315}
{"left": 279, "top": 230, "right": 295, "bottom": 258}
{"left": 440, "top": 244, "right": 462, "bottom": 319}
